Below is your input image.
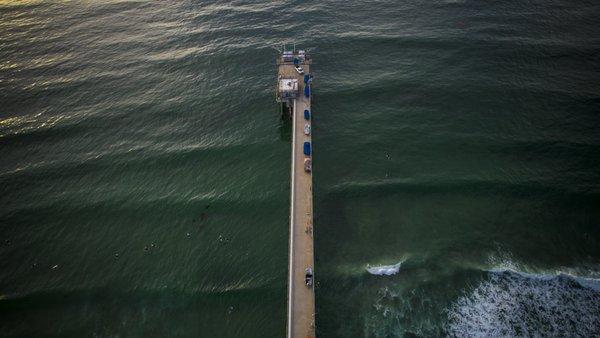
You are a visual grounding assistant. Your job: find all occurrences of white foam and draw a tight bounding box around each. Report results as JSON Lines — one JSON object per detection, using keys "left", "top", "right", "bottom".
{"left": 366, "top": 261, "right": 402, "bottom": 276}
{"left": 573, "top": 275, "right": 600, "bottom": 292}
{"left": 447, "top": 269, "right": 600, "bottom": 337}
{"left": 486, "top": 250, "right": 526, "bottom": 272}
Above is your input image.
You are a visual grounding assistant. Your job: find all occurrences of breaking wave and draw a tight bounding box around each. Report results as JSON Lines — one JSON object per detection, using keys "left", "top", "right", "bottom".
{"left": 446, "top": 269, "right": 600, "bottom": 337}
{"left": 366, "top": 261, "right": 403, "bottom": 276}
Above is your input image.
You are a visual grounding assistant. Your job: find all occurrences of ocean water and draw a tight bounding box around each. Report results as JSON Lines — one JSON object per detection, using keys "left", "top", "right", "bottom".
{"left": 1, "top": 0, "right": 599, "bottom": 337}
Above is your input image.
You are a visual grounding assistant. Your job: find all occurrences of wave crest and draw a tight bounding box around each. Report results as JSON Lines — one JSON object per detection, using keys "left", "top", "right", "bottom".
{"left": 366, "top": 261, "right": 403, "bottom": 276}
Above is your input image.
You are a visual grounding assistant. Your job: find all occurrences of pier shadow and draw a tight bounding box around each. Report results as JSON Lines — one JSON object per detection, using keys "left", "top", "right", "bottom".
{"left": 278, "top": 106, "right": 292, "bottom": 142}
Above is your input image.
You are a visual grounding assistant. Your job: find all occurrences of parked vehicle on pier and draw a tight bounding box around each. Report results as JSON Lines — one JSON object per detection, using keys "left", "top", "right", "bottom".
{"left": 304, "top": 158, "right": 312, "bottom": 173}
{"left": 304, "top": 85, "right": 310, "bottom": 98}
{"left": 304, "top": 124, "right": 311, "bottom": 135}
{"left": 305, "top": 267, "right": 313, "bottom": 287}
{"left": 304, "top": 109, "right": 310, "bottom": 120}
{"left": 303, "top": 142, "right": 311, "bottom": 156}
{"left": 294, "top": 65, "right": 304, "bottom": 74}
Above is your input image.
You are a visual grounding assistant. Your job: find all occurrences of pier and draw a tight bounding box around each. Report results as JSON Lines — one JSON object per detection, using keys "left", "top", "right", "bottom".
{"left": 277, "top": 49, "right": 315, "bottom": 338}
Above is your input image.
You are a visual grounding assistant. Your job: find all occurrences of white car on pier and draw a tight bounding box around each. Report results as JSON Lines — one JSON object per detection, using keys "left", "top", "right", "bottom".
{"left": 304, "top": 124, "right": 311, "bottom": 136}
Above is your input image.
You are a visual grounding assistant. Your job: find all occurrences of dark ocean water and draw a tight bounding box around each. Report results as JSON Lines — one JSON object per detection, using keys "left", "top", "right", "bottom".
{"left": 1, "top": 0, "right": 600, "bottom": 337}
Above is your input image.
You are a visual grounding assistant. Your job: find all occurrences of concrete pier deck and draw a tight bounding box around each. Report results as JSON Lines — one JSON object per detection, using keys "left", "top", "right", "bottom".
{"left": 278, "top": 56, "right": 315, "bottom": 338}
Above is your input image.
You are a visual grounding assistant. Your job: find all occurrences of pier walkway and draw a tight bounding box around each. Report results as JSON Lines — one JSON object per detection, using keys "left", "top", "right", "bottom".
{"left": 277, "top": 52, "right": 315, "bottom": 338}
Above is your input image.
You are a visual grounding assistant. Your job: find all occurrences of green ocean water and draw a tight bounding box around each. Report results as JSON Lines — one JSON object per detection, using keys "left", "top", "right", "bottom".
{"left": 1, "top": 0, "right": 600, "bottom": 337}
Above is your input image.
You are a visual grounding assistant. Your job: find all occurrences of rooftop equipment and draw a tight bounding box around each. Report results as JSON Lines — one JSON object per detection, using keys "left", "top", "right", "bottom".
{"left": 278, "top": 78, "right": 299, "bottom": 101}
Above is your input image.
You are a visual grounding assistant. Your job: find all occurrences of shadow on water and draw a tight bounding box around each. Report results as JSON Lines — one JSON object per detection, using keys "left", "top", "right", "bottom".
{"left": 278, "top": 105, "right": 292, "bottom": 142}
{"left": 313, "top": 189, "right": 353, "bottom": 336}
